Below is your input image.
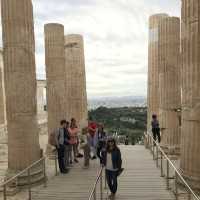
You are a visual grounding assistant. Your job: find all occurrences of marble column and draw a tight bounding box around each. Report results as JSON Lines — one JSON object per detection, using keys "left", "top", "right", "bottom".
{"left": 44, "top": 24, "right": 66, "bottom": 135}
{"left": 180, "top": 0, "right": 200, "bottom": 189}
{"left": 1, "top": 0, "right": 40, "bottom": 170}
{"left": 159, "top": 16, "right": 181, "bottom": 155}
{"left": 147, "top": 14, "right": 168, "bottom": 130}
{"left": 64, "top": 34, "right": 88, "bottom": 128}
{"left": 0, "top": 49, "right": 6, "bottom": 125}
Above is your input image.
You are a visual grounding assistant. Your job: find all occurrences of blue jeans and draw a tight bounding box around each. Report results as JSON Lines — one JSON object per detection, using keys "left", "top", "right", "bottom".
{"left": 106, "top": 170, "right": 118, "bottom": 194}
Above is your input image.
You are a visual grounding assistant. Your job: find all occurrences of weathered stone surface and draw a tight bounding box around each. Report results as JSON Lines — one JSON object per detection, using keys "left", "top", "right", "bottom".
{"left": 0, "top": 49, "right": 6, "bottom": 125}
{"left": 64, "top": 34, "right": 88, "bottom": 128}
{"left": 147, "top": 14, "right": 168, "bottom": 130}
{"left": 44, "top": 23, "right": 66, "bottom": 134}
{"left": 37, "top": 80, "right": 47, "bottom": 118}
{"left": 180, "top": 0, "right": 200, "bottom": 189}
{"left": 1, "top": 0, "right": 40, "bottom": 170}
{"left": 159, "top": 16, "right": 181, "bottom": 154}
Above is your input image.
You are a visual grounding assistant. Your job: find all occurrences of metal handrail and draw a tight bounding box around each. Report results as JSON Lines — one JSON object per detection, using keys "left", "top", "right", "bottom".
{"left": 0, "top": 157, "right": 45, "bottom": 187}
{"left": 144, "top": 132, "right": 200, "bottom": 200}
{"left": 0, "top": 153, "right": 58, "bottom": 200}
{"left": 88, "top": 166, "right": 104, "bottom": 200}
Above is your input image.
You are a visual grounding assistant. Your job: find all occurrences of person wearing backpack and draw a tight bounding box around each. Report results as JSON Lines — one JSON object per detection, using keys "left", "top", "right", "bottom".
{"left": 55, "top": 120, "right": 69, "bottom": 174}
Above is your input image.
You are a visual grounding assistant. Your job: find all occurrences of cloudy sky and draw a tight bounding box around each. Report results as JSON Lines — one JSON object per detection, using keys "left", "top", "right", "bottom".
{"left": 20, "top": 0, "right": 181, "bottom": 98}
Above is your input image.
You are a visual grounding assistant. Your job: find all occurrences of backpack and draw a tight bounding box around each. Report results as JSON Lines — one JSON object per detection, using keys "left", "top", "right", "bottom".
{"left": 48, "top": 130, "right": 57, "bottom": 146}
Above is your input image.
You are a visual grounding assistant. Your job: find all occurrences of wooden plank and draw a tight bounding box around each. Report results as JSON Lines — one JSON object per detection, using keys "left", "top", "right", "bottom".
{"left": 32, "top": 145, "right": 175, "bottom": 200}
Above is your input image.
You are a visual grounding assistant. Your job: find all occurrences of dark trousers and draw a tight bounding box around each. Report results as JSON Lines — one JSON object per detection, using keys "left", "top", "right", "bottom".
{"left": 57, "top": 145, "right": 66, "bottom": 172}
{"left": 152, "top": 128, "right": 161, "bottom": 143}
{"left": 106, "top": 170, "right": 118, "bottom": 194}
{"left": 83, "top": 145, "right": 90, "bottom": 166}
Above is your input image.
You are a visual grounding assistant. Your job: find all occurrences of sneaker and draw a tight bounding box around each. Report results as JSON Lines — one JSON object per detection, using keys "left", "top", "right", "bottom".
{"left": 108, "top": 193, "right": 115, "bottom": 200}
{"left": 74, "top": 158, "right": 79, "bottom": 163}
{"left": 91, "top": 156, "right": 97, "bottom": 160}
{"left": 77, "top": 153, "right": 83, "bottom": 158}
{"left": 61, "top": 169, "right": 68, "bottom": 174}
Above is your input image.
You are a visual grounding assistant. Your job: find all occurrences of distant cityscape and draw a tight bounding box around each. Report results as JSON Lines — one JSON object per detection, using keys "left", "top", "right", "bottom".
{"left": 88, "top": 96, "right": 147, "bottom": 110}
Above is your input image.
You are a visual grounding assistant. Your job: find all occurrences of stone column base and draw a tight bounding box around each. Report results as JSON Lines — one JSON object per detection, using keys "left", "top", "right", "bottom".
{"left": 161, "top": 145, "right": 180, "bottom": 156}
{"left": 45, "top": 144, "right": 57, "bottom": 159}
{"left": 3, "top": 162, "right": 45, "bottom": 195}
{"left": 178, "top": 172, "right": 200, "bottom": 192}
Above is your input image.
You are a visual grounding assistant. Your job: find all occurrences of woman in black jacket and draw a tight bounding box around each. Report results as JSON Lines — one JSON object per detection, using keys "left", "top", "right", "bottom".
{"left": 102, "top": 138, "right": 122, "bottom": 200}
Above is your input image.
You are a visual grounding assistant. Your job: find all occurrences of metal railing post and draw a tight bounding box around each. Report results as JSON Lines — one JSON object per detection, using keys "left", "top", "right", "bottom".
{"left": 3, "top": 185, "right": 7, "bottom": 200}
{"left": 28, "top": 168, "right": 31, "bottom": 200}
{"left": 100, "top": 171, "right": 103, "bottom": 200}
{"left": 156, "top": 145, "right": 159, "bottom": 167}
{"left": 55, "top": 156, "right": 58, "bottom": 176}
{"left": 175, "top": 172, "right": 178, "bottom": 200}
{"left": 166, "top": 160, "right": 170, "bottom": 190}
{"left": 93, "top": 188, "right": 96, "bottom": 200}
{"left": 104, "top": 169, "right": 107, "bottom": 189}
{"left": 43, "top": 158, "right": 47, "bottom": 187}
{"left": 160, "top": 152, "right": 164, "bottom": 177}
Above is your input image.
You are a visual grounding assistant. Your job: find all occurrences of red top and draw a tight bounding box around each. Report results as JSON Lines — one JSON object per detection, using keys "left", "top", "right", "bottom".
{"left": 88, "top": 122, "right": 97, "bottom": 137}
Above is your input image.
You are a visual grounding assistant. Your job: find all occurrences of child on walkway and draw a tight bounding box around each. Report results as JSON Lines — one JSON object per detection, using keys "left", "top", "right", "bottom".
{"left": 80, "top": 127, "right": 90, "bottom": 169}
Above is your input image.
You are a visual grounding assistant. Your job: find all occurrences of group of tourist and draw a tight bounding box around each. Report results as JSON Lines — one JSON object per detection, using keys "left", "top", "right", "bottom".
{"left": 50, "top": 117, "right": 123, "bottom": 200}
{"left": 52, "top": 117, "right": 111, "bottom": 172}
{"left": 53, "top": 118, "right": 79, "bottom": 174}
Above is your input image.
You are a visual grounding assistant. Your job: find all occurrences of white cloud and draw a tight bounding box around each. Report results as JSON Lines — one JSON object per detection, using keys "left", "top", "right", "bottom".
{"left": 1, "top": 0, "right": 181, "bottom": 97}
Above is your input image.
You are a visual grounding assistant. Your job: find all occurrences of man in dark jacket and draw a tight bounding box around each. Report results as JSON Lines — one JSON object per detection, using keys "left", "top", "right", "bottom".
{"left": 55, "top": 120, "right": 69, "bottom": 174}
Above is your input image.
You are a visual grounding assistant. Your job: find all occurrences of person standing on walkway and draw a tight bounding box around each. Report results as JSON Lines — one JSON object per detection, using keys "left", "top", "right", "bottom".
{"left": 64, "top": 121, "right": 71, "bottom": 169}
{"left": 102, "top": 138, "right": 122, "bottom": 200}
{"left": 151, "top": 114, "right": 161, "bottom": 144}
{"left": 88, "top": 117, "right": 97, "bottom": 159}
{"left": 68, "top": 118, "right": 79, "bottom": 163}
{"left": 96, "top": 123, "right": 107, "bottom": 162}
{"left": 80, "top": 127, "right": 90, "bottom": 169}
{"left": 55, "top": 120, "right": 68, "bottom": 174}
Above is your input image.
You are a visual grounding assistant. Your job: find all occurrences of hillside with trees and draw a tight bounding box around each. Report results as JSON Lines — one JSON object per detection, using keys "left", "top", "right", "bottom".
{"left": 89, "top": 106, "right": 147, "bottom": 145}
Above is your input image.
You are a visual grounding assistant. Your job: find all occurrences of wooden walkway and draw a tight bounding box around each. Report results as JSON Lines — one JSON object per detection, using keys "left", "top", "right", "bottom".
{"left": 117, "top": 145, "right": 175, "bottom": 200}
{"left": 32, "top": 159, "right": 105, "bottom": 200}
{"left": 32, "top": 145, "right": 175, "bottom": 200}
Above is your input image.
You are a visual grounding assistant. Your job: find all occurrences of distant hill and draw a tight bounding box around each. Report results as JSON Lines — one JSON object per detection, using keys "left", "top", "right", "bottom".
{"left": 88, "top": 96, "right": 147, "bottom": 110}
{"left": 89, "top": 106, "right": 147, "bottom": 145}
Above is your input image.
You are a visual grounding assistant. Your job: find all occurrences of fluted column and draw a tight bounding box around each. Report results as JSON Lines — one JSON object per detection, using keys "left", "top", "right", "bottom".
{"left": 159, "top": 17, "right": 181, "bottom": 154}
{"left": 44, "top": 24, "right": 66, "bottom": 135}
{"left": 1, "top": 0, "right": 40, "bottom": 170}
{"left": 180, "top": 0, "right": 200, "bottom": 189}
{"left": 64, "top": 34, "right": 88, "bottom": 128}
{"left": 0, "top": 49, "right": 6, "bottom": 125}
{"left": 147, "top": 14, "right": 168, "bottom": 130}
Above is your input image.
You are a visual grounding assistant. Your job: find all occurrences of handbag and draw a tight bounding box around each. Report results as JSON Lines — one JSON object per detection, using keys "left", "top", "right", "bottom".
{"left": 117, "top": 168, "right": 124, "bottom": 176}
